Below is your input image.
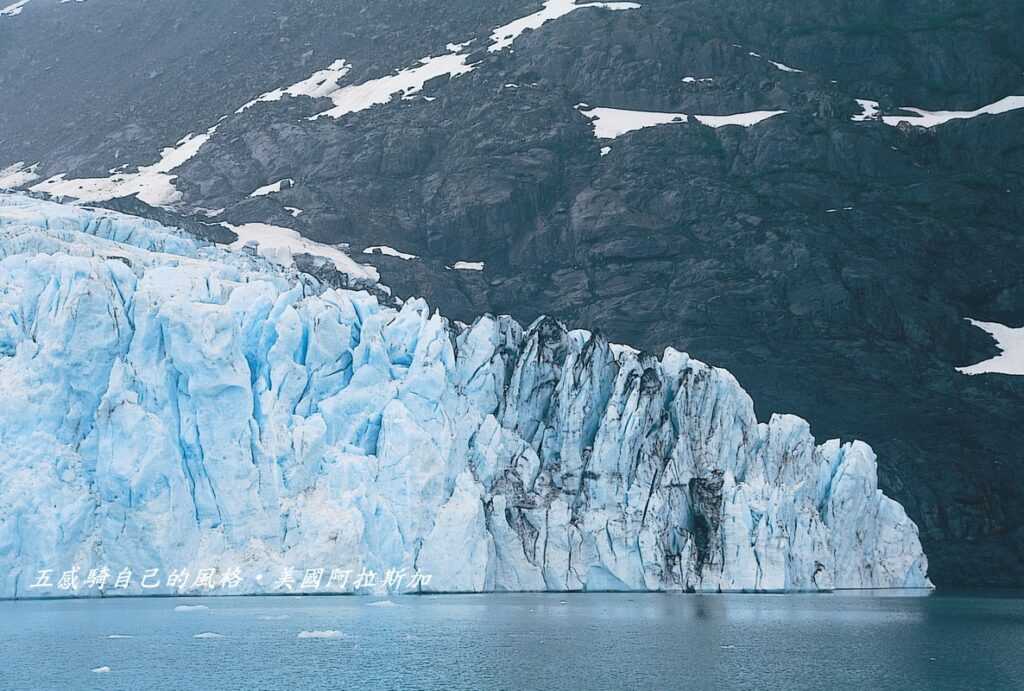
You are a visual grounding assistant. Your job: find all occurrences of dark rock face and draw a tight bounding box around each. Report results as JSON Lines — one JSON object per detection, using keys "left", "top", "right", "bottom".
{"left": 2, "top": 0, "right": 1023, "bottom": 586}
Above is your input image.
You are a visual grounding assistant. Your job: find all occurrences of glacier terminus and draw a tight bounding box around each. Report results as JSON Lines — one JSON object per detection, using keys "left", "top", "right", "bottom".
{"left": 0, "top": 194, "right": 930, "bottom": 598}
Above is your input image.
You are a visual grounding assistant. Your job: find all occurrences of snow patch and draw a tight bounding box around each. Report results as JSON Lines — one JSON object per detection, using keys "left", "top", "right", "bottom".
{"left": 767, "top": 60, "right": 802, "bottom": 73}
{"left": 449, "top": 261, "right": 485, "bottom": 271}
{"left": 249, "top": 179, "right": 294, "bottom": 198}
{"left": 695, "top": 111, "right": 786, "bottom": 128}
{"left": 579, "top": 106, "right": 784, "bottom": 139}
{"left": 580, "top": 107, "right": 688, "bottom": 139}
{"left": 363, "top": 245, "right": 418, "bottom": 260}
{"left": 312, "top": 53, "right": 475, "bottom": 120}
{"left": 488, "top": 0, "right": 642, "bottom": 53}
{"left": 31, "top": 125, "right": 219, "bottom": 207}
{"left": 880, "top": 96, "right": 1024, "bottom": 128}
{"left": 957, "top": 319, "right": 1024, "bottom": 376}
{"left": 600, "top": 146, "right": 612, "bottom": 157}
{"left": 852, "top": 99, "right": 880, "bottom": 122}
{"left": 236, "top": 60, "right": 353, "bottom": 113}
{"left": 223, "top": 222, "right": 378, "bottom": 282}
{"left": 284, "top": 206, "right": 304, "bottom": 218}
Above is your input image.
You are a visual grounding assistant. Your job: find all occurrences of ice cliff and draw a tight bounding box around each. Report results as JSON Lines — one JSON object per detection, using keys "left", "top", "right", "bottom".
{"left": 0, "top": 194, "right": 930, "bottom": 597}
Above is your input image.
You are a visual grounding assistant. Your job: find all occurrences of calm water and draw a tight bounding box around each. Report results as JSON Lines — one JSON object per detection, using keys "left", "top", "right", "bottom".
{"left": 0, "top": 592, "right": 1022, "bottom": 690}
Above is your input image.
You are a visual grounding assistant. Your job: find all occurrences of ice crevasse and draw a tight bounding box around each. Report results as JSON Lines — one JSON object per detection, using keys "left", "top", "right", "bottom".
{"left": 0, "top": 194, "right": 931, "bottom": 597}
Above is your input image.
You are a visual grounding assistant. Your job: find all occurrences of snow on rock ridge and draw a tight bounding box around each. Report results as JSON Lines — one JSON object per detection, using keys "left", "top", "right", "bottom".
{"left": 0, "top": 194, "right": 931, "bottom": 597}
{"left": 957, "top": 318, "right": 1024, "bottom": 376}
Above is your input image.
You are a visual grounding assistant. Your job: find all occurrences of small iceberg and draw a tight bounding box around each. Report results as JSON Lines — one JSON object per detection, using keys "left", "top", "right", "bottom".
{"left": 193, "top": 632, "right": 225, "bottom": 639}
{"left": 297, "top": 630, "right": 344, "bottom": 639}
{"left": 366, "top": 600, "right": 398, "bottom": 607}
{"left": 106, "top": 635, "right": 133, "bottom": 639}
{"left": 257, "top": 614, "right": 290, "bottom": 621}
{"left": 174, "top": 605, "right": 209, "bottom": 612}
{"left": 91, "top": 666, "right": 111, "bottom": 674}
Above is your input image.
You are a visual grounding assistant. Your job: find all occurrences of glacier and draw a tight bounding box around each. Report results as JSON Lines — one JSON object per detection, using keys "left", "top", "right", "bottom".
{"left": 0, "top": 194, "right": 930, "bottom": 597}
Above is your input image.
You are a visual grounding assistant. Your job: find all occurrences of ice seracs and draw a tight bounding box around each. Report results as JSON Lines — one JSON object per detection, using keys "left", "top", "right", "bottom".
{"left": 0, "top": 194, "right": 931, "bottom": 597}
{"left": 0, "top": 162, "right": 40, "bottom": 189}
{"left": 957, "top": 318, "right": 1024, "bottom": 376}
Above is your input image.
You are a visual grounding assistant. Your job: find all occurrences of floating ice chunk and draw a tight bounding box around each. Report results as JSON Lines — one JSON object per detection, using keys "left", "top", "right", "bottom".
{"left": 0, "top": 0, "right": 30, "bottom": 17}
{"left": 682, "top": 76, "right": 713, "bottom": 83}
{"left": 0, "top": 162, "right": 39, "bottom": 189}
{"left": 91, "top": 666, "right": 111, "bottom": 674}
{"left": 257, "top": 615, "right": 290, "bottom": 621}
{"left": 488, "top": 0, "right": 641, "bottom": 54}
{"left": 223, "top": 221, "right": 379, "bottom": 282}
{"left": 880, "top": 96, "right": 1024, "bottom": 128}
{"left": 363, "top": 245, "right": 418, "bottom": 260}
{"left": 448, "top": 261, "right": 485, "bottom": 271}
{"left": 106, "top": 635, "right": 133, "bottom": 639}
{"left": 297, "top": 630, "right": 345, "bottom": 639}
{"left": 957, "top": 318, "right": 1024, "bottom": 375}
{"left": 174, "top": 605, "right": 210, "bottom": 612}
{"left": 249, "top": 179, "right": 294, "bottom": 198}
{"left": 852, "top": 99, "right": 880, "bottom": 122}
{"left": 193, "top": 632, "right": 225, "bottom": 639}
{"left": 600, "top": 146, "right": 612, "bottom": 156}
{"left": 366, "top": 600, "right": 399, "bottom": 607}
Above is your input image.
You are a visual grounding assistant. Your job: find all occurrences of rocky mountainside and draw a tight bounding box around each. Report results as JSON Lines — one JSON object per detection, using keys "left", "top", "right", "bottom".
{"left": 1, "top": 0, "right": 1022, "bottom": 586}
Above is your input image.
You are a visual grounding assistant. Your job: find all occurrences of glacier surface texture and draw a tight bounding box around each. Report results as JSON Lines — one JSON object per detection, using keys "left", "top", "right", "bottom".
{"left": 0, "top": 194, "right": 930, "bottom": 597}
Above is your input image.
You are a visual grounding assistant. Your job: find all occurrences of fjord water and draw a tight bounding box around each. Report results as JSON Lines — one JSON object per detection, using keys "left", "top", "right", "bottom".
{"left": 0, "top": 593, "right": 1021, "bottom": 690}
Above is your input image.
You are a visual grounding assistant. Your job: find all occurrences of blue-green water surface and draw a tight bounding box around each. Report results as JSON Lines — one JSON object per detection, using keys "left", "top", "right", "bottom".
{"left": 1, "top": 592, "right": 1021, "bottom": 690}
